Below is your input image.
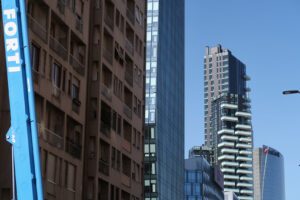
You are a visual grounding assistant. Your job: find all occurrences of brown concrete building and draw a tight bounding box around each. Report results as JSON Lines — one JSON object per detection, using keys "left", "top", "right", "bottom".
{"left": 0, "top": 0, "right": 146, "bottom": 200}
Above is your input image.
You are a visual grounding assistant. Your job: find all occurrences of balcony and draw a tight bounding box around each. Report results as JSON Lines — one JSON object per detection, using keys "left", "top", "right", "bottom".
{"left": 218, "top": 155, "right": 235, "bottom": 161}
{"left": 240, "top": 190, "right": 253, "bottom": 194}
{"left": 236, "top": 143, "right": 252, "bottom": 149}
{"left": 125, "top": 38, "right": 134, "bottom": 55}
{"left": 235, "top": 130, "right": 251, "bottom": 136}
{"left": 221, "top": 148, "right": 239, "bottom": 154}
{"left": 221, "top": 161, "right": 239, "bottom": 167}
{"left": 240, "top": 176, "right": 253, "bottom": 181}
{"left": 243, "top": 74, "right": 251, "bottom": 81}
{"left": 126, "top": 8, "right": 135, "bottom": 25}
{"left": 221, "top": 168, "right": 235, "bottom": 173}
{"left": 221, "top": 103, "right": 238, "bottom": 110}
{"left": 69, "top": 54, "right": 85, "bottom": 75}
{"left": 221, "top": 135, "right": 238, "bottom": 141}
{"left": 235, "top": 111, "right": 251, "bottom": 118}
{"left": 123, "top": 104, "right": 132, "bottom": 119}
{"left": 27, "top": 14, "right": 48, "bottom": 43}
{"left": 221, "top": 116, "right": 238, "bottom": 122}
{"left": 240, "top": 163, "right": 252, "bottom": 168}
{"left": 236, "top": 169, "right": 252, "bottom": 174}
{"left": 43, "top": 128, "right": 64, "bottom": 149}
{"left": 245, "top": 87, "right": 251, "bottom": 92}
{"left": 103, "top": 48, "right": 113, "bottom": 64}
{"left": 50, "top": 36, "right": 68, "bottom": 60}
{"left": 224, "top": 181, "right": 235, "bottom": 186}
{"left": 52, "top": 85, "right": 61, "bottom": 100}
{"left": 101, "top": 84, "right": 112, "bottom": 101}
{"left": 235, "top": 124, "right": 251, "bottom": 130}
{"left": 239, "top": 150, "right": 252, "bottom": 155}
{"left": 236, "top": 156, "right": 252, "bottom": 162}
{"left": 224, "top": 188, "right": 240, "bottom": 194}
{"left": 239, "top": 137, "right": 252, "bottom": 143}
{"left": 218, "top": 129, "right": 234, "bottom": 135}
{"left": 237, "top": 182, "right": 253, "bottom": 188}
{"left": 66, "top": 140, "right": 81, "bottom": 159}
{"left": 238, "top": 196, "right": 253, "bottom": 200}
{"left": 224, "top": 175, "right": 239, "bottom": 180}
{"left": 99, "top": 159, "right": 109, "bottom": 176}
{"left": 218, "top": 142, "right": 234, "bottom": 148}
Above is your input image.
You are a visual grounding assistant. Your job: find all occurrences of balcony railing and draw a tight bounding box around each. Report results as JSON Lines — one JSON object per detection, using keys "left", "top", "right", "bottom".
{"left": 125, "top": 38, "right": 133, "bottom": 55}
{"left": 99, "top": 159, "right": 109, "bottom": 176}
{"left": 104, "top": 15, "right": 114, "bottom": 31}
{"left": 103, "top": 48, "right": 113, "bottom": 64}
{"left": 123, "top": 104, "right": 132, "bottom": 119}
{"left": 50, "top": 36, "right": 68, "bottom": 60}
{"left": 69, "top": 54, "right": 85, "bottom": 75}
{"left": 66, "top": 140, "right": 81, "bottom": 159}
{"left": 126, "top": 8, "right": 135, "bottom": 25}
{"left": 101, "top": 84, "right": 112, "bottom": 101}
{"left": 27, "top": 15, "right": 48, "bottom": 43}
{"left": 125, "top": 71, "right": 133, "bottom": 86}
{"left": 43, "top": 128, "right": 64, "bottom": 149}
{"left": 52, "top": 85, "right": 61, "bottom": 100}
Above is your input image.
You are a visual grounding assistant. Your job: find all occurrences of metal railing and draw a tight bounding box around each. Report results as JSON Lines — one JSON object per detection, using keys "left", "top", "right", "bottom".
{"left": 69, "top": 54, "right": 85, "bottom": 75}
{"left": 50, "top": 35, "right": 68, "bottom": 60}
{"left": 66, "top": 140, "right": 81, "bottom": 159}
{"left": 44, "top": 128, "right": 64, "bottom": 149}
{"left": 103, "top": 48, "right": 113, "bottom": 64}
{"left": 123, "top": 104, "right": 132, "bottom": 119}
{"left": 104, "top": 15, "right": 114, "bottom": 31}
{"left": 125, "top": 38, "right": 134, "bottom": 55}
{"left": 101, "top": 84, "right": 112, "bottom": 101}
{"left": 51, "top": 85, "right": 61, "bottom": 100}
{"left": 126, "top": 8, "right": 135, "bottom": 25}
{"left": 98, "top": 159, "right": 109, "bottom": 175}
{"left": 27, "top": 14, "right": 48, "bottom": 43}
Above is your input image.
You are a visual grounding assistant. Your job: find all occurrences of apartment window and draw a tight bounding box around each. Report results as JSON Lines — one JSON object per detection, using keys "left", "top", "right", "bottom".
{"left": 133, "top": 96, "right": 137, "bottom": 113}
{"left": 52, "top": 63, "right": 62, "bottom": 87}
{"left": 47, "top": 153, "right": 57, "bottom": 183}
{"left": 116, "top": 9, "right": 120, "bottom": 27}
{"left": 111, "top": 147, "right": 116, "bottom": 169}
{"left": 137, "top": 100, "right": 141, "bottom": 117}
{"left": 122, "top": 155, "right": 131, "bottom": 177}
{"left": 72, "top": 77, "right": 80, "bottom": 100}
{"left": 112, "top": 111, "right": 117, "bottom": 131}
{"left": 65, "top": 162, "right": 76, "bottom": 192}
{"left": 30, "top": 43, "right": 40, "bottom": 72}
{"left": 117, "top": 114, "right": 122, "bottom": 135}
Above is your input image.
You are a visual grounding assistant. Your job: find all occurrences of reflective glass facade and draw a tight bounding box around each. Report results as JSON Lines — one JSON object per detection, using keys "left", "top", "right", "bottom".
{"left": 185, "top": 157, "right": 224, "bottom": 200}
{"left": 253, "top": 146, "right": 285, "bottom": 200}
{"left": 144, "top": 0, "right": 185, "bottom": 200}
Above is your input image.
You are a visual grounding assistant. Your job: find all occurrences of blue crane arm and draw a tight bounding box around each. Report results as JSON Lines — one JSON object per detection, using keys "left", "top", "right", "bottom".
{"left": 1, "top": 0, "right": 44, "bottom": 199}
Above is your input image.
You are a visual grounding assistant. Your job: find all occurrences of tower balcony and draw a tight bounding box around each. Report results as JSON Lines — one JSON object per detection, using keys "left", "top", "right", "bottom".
{"left": 236, "top": 169, "right": 252, "bottom": 174}
{"left": 240, "top": 163, "right": 252, "bottom": 168}
{"left": 224, "top": 188, "right": 240, "bottom": 194}
{"left": 239, "top": 150, "right": 252, "bottom": 155}
{"left": 245, "top": 87, "right": 251, "bottom": 92}
{"left": 235, "top": 111, "right": 251, "bottom": 118}
{"left": 235, "top": 130, "right": 252, "bottom": 136}
{"left": 239, "top": 137, "right": 252, "bottom": 143}
{"left": 221, "top": 116, "right": 238, "bottom": 122}
{"left": 238, "top": 196, "right": 253, "bottom": 200}
{"left": 224, "top": 181, "right": 235, "bottom": 186}
{"left": 240, "top": 190, "right": 253, "bottom": 195}
{"left": 221, "top": 103, "right": 238, "bottom": 109}
{"left": 218, "top": 142, "right": 234, "bottom": 148}
{"left": 221, "top": 135, "right": 238, "bottom": 141}
{"left": 236, "top": 143, "right": 252, "bottom": 149}
{"left": 237, "top": 182, "right": 253, "bottom": 188}
{"left": 218, "top": 129, "right": 235, "bottom": 135}
{"left": 243, "top": 74, "right": 251, "bottom": 81}
{"left": 224, "top": 175, "right": 239, "bottom": 180}
{"left": 221, "top": 168, "right": 235, "bottom": 173}
{"left": 240, "top": 176, "right": 253, "bottom": 181}
{"left": 218, "top": 155, "right": 235, "bottom": 161}
{"left": 221, "top": 148, "right": 239, "bottom": 154}
{"left": 236, "top": 156, "right": 252, "bottom": 162}
{"left": 221, "top": 161, "right": 239, "bottom": 167}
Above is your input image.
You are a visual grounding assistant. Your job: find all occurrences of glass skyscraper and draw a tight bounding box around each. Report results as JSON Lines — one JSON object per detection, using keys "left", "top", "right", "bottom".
{"left": 144, "top": 0, "right": 185, "bottom": 200}
{"left": 253, "top": 146, "right": 285, "bottom": 200}
{"left": 185, "top": 156, "right": 224, "bottom": 200}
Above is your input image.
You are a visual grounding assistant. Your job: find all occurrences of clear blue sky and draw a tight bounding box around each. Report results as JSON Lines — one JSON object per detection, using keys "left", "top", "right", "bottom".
{"left": 185, "top": 0, "right": 300, "bottom": 199}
